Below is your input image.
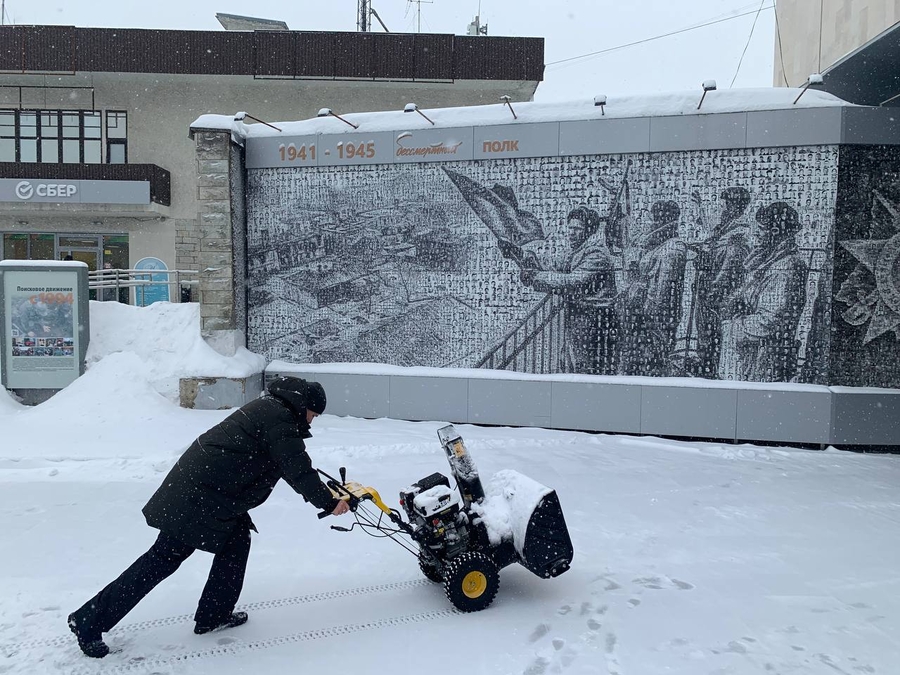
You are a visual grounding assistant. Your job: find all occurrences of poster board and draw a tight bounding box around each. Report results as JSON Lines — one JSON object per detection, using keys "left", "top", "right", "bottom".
{"left": 0, "top": 261, "right": 90, "bottom": 390}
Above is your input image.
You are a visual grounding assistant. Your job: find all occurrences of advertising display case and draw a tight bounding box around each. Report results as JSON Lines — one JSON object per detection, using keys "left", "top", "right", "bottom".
{"left": 0, "top": 260, "right": 90, "bottom": 393}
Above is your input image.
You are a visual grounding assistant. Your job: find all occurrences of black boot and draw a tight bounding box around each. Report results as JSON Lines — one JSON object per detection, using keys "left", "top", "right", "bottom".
{"left": 194, "top": 611, "right": 248, "bottom": 635}
{"left": 68, "top": 613, "right": 110, "bottom": 658}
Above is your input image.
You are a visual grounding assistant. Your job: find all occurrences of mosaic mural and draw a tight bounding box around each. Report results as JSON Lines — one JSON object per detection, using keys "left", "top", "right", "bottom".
{"left": 246, "top": 146, "right": 838, "bottom": 384}
{"left": 831, "top": 145, "right": 900, "bottom": 387}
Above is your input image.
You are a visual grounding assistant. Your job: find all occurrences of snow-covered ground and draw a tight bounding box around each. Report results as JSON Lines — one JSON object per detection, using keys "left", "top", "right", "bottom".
{"left": 2, "top": 302, "right": 899, "bottom": 675}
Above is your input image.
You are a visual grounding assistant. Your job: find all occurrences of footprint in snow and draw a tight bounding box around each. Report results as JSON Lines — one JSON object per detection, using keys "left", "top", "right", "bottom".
{"left": 523, "top": 655, "right": 550, "bottom": 675}
{"left": 529, "top": 623, "right": 551, "bottom": 643}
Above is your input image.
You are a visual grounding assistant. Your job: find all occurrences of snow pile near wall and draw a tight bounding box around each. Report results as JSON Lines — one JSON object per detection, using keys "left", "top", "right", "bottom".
{"left": 0, "top": 302, "right": 266, "bottom": 459}
{"left": 472, "top": 469, "right": 553, "bottom": 556}
{"left": 0, "top": 386, "right": 23, "bottom": 414}
{"left": 87, "top": 301, "right": 266, "bottom": 401}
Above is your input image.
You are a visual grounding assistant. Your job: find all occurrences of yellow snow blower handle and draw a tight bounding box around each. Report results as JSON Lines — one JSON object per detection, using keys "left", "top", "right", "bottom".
{"left": 326, "top": 480, "right": 392, "bottom": 516}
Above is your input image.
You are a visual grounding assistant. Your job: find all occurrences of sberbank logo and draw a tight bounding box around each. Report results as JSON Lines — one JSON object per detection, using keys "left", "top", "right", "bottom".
{"left": 14, "top": 180, "right": 77, "bottom": 200}
{"left": 15, "top": 181, "right": 34, "bottom": 200}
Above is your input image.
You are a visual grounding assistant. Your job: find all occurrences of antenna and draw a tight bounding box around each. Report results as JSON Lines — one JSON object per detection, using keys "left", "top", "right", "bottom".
{"left": 407, "top": 0, "right": 433, "bottom": 33}
{"left": 1, "top": 0, "right": 6, "bottom": 26}
{"left": 467, "top": 0, "right": 488, "bottom": 35}
{"left": 358, "top": 0, "right": 371, "bottom": 31}
{"left": 358, "top": 1, "right": 389, "bottom": 32}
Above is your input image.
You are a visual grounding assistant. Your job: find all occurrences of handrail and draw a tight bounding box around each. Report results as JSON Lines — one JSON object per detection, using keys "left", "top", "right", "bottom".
{"left": 87, "top": 268, "right": 200, "bottom": 301}
{"left": 475, "top": 294, "right": 567, "bottom": 373}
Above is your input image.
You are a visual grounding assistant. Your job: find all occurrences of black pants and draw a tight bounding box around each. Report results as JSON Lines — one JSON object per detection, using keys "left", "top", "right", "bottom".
{"left": 71, "top": 522, "right": 251, "bottom": 634}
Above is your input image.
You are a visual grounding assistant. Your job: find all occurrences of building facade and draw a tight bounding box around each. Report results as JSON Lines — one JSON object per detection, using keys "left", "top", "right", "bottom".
{"left": 775, "top": 0, "right": 900, "bottom": 107}
{"left": 0, "top": 25, "right": 543, "bottom": 301}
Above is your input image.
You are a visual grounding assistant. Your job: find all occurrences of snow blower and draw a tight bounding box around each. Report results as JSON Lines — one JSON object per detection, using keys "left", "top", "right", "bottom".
{"left": 317, "top": 424, "right": 574, "bottom": 612}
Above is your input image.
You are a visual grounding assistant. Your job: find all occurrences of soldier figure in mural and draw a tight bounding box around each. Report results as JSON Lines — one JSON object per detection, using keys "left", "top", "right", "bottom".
{"left": 444, "top": 166, "right": 630, "bottom": 375}
{"left": 514, "top": 206, "right": 620, "bottom": 374}
{"left": 619, "top": 200, "right": 689, "bottom": 376}
{"left": 692, "top": 187, "right": 753, "bottom": 377}
{"left": 718, "top": 202, "right": 807, "bottom": 382}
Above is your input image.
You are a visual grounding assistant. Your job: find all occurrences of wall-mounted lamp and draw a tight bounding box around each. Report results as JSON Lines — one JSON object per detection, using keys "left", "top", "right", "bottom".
{"left": 404, "top": 103, "right": 435, "bottom": 125}
{"left": 316, "top": 107, "right": 359, "bottom": 129}
{"left": 697, "top": 80, "right": 717, "bottom": 110}
{"left": 234, "top": 111, "right": 282, "bottom": 132}
{"left": 500, "top": 95, "right": 518, "bottom": 120}
{"left": 793, "top": 73, "right": 824, "bottom": 105}
{"left": 594, "top": 94, "right": 607, "bottom": 116}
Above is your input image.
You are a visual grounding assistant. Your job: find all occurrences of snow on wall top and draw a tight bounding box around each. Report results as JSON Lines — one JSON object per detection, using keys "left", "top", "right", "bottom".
{"left": 190, "top": 88, "right": 852, "bottom": 141}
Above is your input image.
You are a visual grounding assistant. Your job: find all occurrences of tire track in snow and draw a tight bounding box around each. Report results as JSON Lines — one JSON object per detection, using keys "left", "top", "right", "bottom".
{"left": 8, "top": 578, "right": 430, "bottom": 652}
{"left": 74, "top": 608, "right": 459, "bottom": 675}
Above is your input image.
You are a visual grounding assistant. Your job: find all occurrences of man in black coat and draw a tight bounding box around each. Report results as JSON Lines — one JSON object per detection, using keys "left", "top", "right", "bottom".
{"left": 67, "top": 376, "right": 349, "bottom": 658}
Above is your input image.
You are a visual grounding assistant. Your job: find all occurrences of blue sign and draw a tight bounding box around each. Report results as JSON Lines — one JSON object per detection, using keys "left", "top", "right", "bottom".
{"left": 134, "top": 257, "right": 170, "bottom": 306}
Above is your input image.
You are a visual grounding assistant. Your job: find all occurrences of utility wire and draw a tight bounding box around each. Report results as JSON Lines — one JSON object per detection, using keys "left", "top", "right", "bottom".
{"left": 773, "top": 0, "right": 790, "bottom": 86}
{"left": 730, "top": 0, "right": 770, "bottom": 87}
{"left": 546, "top": 6, "right": 775, "bottom": 67}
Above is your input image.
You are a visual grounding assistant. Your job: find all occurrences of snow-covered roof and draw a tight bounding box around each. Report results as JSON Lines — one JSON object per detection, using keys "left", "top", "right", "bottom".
{"left": 0, "top": 260, "right": 88, "bottom": 269}
{"left": 191, "top": 87, "right": 852, "bottom": 141}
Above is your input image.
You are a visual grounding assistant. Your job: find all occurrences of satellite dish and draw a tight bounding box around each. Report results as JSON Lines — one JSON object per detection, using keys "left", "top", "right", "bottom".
{"left": 215, "top": 13, "right": 289, "bottom": 31}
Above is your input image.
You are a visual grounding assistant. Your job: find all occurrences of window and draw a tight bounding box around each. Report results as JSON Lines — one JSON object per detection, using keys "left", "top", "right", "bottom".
{"left": 0, "top": 111, "right": 13, "bottom": 162}
{"left": 0, "top": 109, "right": 108, "bottom": 164}
{"left": 106, "top": 111, "right": 127, "bottom": 164}
{"left": 2, "top": 233, "right": 55, "bottom": 260}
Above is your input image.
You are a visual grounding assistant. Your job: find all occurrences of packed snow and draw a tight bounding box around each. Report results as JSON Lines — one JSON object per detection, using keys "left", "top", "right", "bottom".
{"left": 192, "top": 87, "right": 853, "bottom": 142}
{"left": 473, "top": 470, "right": 553, "bottom": 555}
{"left": 1, "top": 301, "right": 899, "bottom": 675}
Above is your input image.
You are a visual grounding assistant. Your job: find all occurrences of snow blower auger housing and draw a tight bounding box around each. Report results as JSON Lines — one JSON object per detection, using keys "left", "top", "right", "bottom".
{"left": 318, "top": 425, "right": 574, "bottom": 612}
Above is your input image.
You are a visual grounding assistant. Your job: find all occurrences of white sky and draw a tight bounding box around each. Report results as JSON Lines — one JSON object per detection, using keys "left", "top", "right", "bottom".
{"left": 2, "top": 0, "right": 778, "bottom": 102}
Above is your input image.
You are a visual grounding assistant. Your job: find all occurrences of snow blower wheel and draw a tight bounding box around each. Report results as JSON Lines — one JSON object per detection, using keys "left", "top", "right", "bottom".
{"left": 443, "top": 551, "right": 499, "bottom": 612}
{"left": 418, "top": 553, "right": 444, "bottom": 583}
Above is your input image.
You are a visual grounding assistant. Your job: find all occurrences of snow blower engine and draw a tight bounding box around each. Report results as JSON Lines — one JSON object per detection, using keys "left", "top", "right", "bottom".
{"left": 317, "top": 425, "right": 574, "bottom": 612}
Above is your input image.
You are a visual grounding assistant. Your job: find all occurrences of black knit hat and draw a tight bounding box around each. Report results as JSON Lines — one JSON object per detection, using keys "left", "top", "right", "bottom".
{"left": 306, "top": 381, "right": 327, "bottom": 414}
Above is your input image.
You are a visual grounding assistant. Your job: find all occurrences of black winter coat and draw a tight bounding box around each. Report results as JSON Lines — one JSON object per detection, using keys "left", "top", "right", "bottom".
{"left": 142, "top": 380, "right": 336, "bottom": 553}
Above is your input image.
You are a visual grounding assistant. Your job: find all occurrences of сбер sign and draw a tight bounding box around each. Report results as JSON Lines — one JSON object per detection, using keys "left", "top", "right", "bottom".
{"left": 0, "top": 179, "right": 150, "bottom": 205}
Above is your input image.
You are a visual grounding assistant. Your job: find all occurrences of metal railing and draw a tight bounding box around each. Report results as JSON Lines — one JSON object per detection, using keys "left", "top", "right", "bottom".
{"left": 474, "top": 294, "right": 568, "bottom": 374}
{"left": 88, "top": 268, "right": 199, "bottom": 304}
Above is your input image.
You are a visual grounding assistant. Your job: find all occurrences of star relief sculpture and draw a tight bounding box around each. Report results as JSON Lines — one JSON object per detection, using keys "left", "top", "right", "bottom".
{"left": 837, "top": 190, "right": 900, "bottom": 344}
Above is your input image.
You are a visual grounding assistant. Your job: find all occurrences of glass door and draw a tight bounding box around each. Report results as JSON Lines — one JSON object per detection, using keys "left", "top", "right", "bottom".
{"left": 58, "top": 235, "right": 100, "bottom": 300}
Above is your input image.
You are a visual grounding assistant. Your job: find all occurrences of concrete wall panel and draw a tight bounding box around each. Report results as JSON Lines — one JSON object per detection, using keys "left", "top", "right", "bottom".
{"left": 649, "top": 113, "right": 747, "bottom": 152}
{"left": 468, "top": 377, "right": 552, "bottom": 427}
{"left": 640, "top": 386, "right": 737, "bottom": 439}
{"left": 389, "top": 375, "right": 469, "bottom": 423}
{"left": 266, "top": 369, "right": 391, "bottom": 419}
{"left": 736, "top": 389, "right": 831, "bottom": 444}
{"left": 831, "top": 390, "right": 900, "bottom": 445}
{"left": 550, "top": 381, "right": 641, "bottom": 433}
{"left": 746, "top": 108, "right": 843, "bottom": 147}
